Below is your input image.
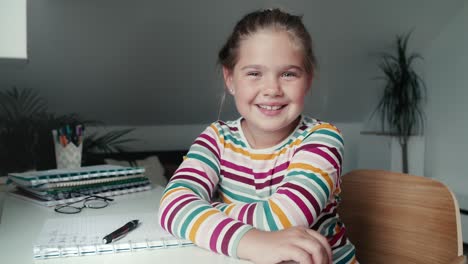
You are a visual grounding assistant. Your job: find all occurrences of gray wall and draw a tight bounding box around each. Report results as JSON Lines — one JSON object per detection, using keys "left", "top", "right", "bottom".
{"left": 422, "top": 3, "right": 468, "bottom": 243}
{"left": 423, "top": 3, "right": 468, "bottom": 195}
{"left": 1, "top": 0, "right": 463, "bottom": 126}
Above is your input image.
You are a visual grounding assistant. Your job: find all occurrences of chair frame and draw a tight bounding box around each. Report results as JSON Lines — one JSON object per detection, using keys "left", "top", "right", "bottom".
{"left": 338, "top": 169, "right": 466, "bottom": 264}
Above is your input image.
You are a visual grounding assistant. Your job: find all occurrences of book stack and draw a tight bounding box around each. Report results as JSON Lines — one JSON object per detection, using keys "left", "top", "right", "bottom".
{"left": 7, "top": 165, "right": 151, "bottom": 206}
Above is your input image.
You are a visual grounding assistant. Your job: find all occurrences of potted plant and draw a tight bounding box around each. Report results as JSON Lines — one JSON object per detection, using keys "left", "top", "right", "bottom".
{"left": 0, "top": 87, "right": 136, "bottom": 174}
{"left": 371, "top": 32, "right": 426, "bottom": 173}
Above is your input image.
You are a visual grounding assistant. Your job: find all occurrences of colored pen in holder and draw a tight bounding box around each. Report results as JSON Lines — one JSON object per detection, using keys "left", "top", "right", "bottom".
{"left": 52, "top": 125, "right": 84, "bottom": 169}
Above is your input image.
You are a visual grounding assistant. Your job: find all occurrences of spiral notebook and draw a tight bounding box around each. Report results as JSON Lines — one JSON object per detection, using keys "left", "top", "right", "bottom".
{"left": 32, "top": 174, "right": 146, "bottom": 190}
{"left": 8, "top": 165, "right": 145, "bottom": 187}
{"left": 33, "top": 213, "right": 193, "bottom": 259}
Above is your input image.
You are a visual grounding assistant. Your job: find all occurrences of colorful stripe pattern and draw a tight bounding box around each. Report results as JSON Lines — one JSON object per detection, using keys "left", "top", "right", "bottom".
{"left": 158, "top": 116, "right": 357, "bottom": 262}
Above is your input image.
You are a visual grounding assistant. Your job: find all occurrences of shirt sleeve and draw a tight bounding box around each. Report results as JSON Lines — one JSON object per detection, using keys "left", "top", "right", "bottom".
{"left": 212, "top": 123, "right": 344, "bottom": 231}
{"left": 158, "top": 123, "right": 253, "bottom": 258}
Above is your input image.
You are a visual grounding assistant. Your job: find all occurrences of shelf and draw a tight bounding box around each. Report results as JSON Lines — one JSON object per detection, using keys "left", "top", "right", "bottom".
{"left": 360, "top": 131, "right": 420, "bottom": 136}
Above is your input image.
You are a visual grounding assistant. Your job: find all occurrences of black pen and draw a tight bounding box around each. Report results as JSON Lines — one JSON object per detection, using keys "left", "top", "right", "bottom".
{"left": 102, "top": 220, "right": 139, "bottom": 244}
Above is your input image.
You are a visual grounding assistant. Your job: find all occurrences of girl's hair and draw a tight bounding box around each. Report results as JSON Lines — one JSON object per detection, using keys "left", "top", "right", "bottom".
{"left": 218, "top": 8, "right": 317, "bottom": 74}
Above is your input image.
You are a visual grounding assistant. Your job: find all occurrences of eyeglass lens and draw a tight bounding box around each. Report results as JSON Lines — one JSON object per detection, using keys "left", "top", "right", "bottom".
{"left": 84, "top": 198, "right": 108, "bottom": 209}
{"left": 55, "top": 197, "right": 110, "bottom": 214}
{"left": 55, "top": 205, "right": 82, "bottom": 214}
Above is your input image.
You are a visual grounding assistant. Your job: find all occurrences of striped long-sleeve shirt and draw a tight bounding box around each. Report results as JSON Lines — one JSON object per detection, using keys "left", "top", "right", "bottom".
{"left": 158, "top": 116, "right": 357, "bottom": 263}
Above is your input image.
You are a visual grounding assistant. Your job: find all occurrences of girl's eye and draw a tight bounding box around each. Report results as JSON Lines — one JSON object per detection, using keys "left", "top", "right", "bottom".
{"left": 247, "top": 72, "right": 261, "bottom": 77}
{"left": 282, "top": 72, "right": 298, "bottom": 78}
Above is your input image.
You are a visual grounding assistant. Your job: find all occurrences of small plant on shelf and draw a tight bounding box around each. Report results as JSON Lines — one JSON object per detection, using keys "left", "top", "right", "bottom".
{"left": 0, "top": 87, "right": 135, "bottom": 174}
{"left": 371, "top": 32, "right": 426, "bottom": 173}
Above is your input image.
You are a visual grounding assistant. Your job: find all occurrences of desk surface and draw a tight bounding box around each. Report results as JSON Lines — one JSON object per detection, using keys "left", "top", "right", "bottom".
{"left": 0, "top": 186, "right": 250, "bottom": 264}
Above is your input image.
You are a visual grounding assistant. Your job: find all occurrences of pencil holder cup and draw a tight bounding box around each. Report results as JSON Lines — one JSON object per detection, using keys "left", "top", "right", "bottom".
{"left": 52, "top": 130, "right": 83, "bottom": 169}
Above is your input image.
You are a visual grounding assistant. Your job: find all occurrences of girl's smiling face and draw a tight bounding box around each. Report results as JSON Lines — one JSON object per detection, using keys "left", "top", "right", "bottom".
{"left": 223, "top": 29, "right": 312, "bottom": 148}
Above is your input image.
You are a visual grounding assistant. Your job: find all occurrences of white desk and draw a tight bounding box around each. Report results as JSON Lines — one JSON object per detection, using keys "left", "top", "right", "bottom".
{"left": 0, "top": 187, "right": 250, "bottom": 264}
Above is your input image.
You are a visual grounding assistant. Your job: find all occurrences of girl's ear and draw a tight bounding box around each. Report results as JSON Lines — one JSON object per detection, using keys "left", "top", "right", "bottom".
{"left": 222, "top": 66, "right": 235, "bottom": 95}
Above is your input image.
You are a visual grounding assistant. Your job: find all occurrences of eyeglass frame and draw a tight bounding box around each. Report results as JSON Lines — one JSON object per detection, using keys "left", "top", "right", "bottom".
{"left": 54, "top": 195, "right": 114, "bottom": 214}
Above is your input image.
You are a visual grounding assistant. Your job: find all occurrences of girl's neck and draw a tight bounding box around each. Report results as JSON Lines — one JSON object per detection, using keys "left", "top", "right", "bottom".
{"left": 241, "top": 117, "right": 300, "bottom": 149}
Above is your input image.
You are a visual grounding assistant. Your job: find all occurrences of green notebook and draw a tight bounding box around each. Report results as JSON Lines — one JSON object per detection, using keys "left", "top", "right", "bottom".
{"left": 18, "top": 177, "right": 151, "bottom": 200}
{"left": 8, "top": 165, "right": 145, "bottom": 187}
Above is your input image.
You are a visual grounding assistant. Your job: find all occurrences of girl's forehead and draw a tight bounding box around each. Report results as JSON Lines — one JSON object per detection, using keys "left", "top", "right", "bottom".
{"left": 235, "top": 30, "right": 305, "bottom": 69}
{"left": 241, "top": 29, "right": 302, "bottom": 49}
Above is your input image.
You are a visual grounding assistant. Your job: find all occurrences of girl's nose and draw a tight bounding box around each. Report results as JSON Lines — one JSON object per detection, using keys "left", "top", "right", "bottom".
{"left": 262, "top": 77, "right": 283, "bottom": 97}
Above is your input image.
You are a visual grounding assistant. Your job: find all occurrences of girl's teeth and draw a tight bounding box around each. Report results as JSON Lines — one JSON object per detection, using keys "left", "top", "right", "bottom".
{"left": 259, "top": 105, "right": 282, "bottom": 110}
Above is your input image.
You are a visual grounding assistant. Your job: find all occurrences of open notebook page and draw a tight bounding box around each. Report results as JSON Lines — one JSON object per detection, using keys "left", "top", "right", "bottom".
{"left": 33, "top": 213, "right": 192, "bottom": 259}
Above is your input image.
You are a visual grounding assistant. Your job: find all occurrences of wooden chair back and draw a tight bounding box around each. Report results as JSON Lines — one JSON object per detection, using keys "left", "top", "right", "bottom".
{"left": 338, "top": 169, "right": 466, "bottom": 264}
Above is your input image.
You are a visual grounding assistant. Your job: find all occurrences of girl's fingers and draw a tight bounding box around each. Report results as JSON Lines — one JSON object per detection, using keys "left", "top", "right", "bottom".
{"left": 293, "top": 235, "right": 329, "bottom": 264}
{"left": 281, "top": 245, "right": 314, "bottom": 264}
{"left": 237, "top": 227, "right": 332, "bottom": 264}
{"left": 304, "top": 229, "right": 333, "bottom": 263}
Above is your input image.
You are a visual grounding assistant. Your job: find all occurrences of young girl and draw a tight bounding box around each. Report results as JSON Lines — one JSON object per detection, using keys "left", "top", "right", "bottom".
{"left": 158, "top": 8, "right": 358, "bottom": 264}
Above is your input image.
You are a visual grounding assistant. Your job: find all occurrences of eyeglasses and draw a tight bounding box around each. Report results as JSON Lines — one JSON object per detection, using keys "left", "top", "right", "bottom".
{"left": 54, "top": 195, "right": 114, "bottom": 214}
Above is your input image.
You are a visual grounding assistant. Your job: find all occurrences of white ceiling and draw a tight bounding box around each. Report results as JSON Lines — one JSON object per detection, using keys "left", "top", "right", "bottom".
{"left": 0, "top": 0, "right": 466, "bottom": 125}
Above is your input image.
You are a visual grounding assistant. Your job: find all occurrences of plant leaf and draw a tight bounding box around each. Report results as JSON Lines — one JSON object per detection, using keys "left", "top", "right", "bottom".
{"left": 371, "top": 31, "right": 425, "bottom": 139}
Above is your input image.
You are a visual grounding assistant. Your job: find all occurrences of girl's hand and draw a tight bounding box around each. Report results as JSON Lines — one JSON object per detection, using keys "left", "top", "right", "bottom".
{"left": 237, "top": 227, "right": 332, "bottom": 264}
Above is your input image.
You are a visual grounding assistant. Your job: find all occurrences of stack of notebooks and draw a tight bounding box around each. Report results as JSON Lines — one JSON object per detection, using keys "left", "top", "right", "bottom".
{"left": 7, "top": 165, "right": 151, "bottom": 206}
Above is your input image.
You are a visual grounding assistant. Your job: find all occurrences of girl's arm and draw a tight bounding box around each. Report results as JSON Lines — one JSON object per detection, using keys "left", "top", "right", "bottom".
{"left": 158, "top": 124, "right": 253, "bottom": 257}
